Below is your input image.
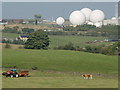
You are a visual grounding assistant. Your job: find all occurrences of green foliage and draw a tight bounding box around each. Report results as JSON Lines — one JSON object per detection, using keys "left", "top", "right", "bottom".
{"left": 46, "top": 31, "right": 77, "bottom": 35}
{"left": 63, "top": 25, "right": 118, "bottom": 39}
{"left": 2, "top": 33, "right": 106, "bottom": 48}
{"left": 63, "top": 42, "right": 75, "bottom": 50}
{"left": 34, "top": 14, "right": 42, "bottom": 19}
{"left": 32, "top": 66, "right": 38, "bottom": 70}
{"left": 54, "top": 42, "right": 75, "bottom": 50}
{"left": 85, "top": 41, "right": 119, "bottom": 55}
{"left": 2, "top": 39, "right": 25, "bottom": 45}
{"left": 34, "top": 14, "right": 42, "bottom": 25}
{"left": 22, "top": 28, "right": 34, "bottom": 34}
{"left": 24, "top": 30, "right": 50, "bottom": 49}
{"left": 2, "top": 27, "right": 21, "bottom": 34}
{"left": 63, "top": 24, "right": 96, "bottom": 31}
{"left": 12, "top": 40, "right": 25, "bottom": 45}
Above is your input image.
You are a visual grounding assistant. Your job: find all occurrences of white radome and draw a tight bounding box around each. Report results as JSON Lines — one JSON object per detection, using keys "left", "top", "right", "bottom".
{"left": 81, "top": 8, "right": 92, "bottom": 21}
{"left": 94, "top": 22, "right": 102, "bottom": 27}
{"left": 90, "top": 10, "right": 105, "bottom": 23}
{"left": 69, "top": 10, "right": 86, "bottom": 25}
{"left": 87, "top": 22, "right": 94, "bottom": 25}
{"left": 111, "top": 17, "right": 116, "bottom": 20}
{"left": 56, "top": 17, "right": 65, "bottom": 25}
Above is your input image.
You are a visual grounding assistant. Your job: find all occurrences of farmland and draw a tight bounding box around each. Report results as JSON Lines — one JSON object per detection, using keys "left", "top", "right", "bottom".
{"left": 2, "top": 32, "right": 108, "bottom": 48}
{"left": 2, "top": 72, "right": 118, "bottom": 88}
{"left": 2, "top": 32, "right": 118, "bottom": 88}
{"left": 2, "top": 48, "right": 118, "bottom": 88}
{"left": 2, "top": 48, "right": 118, "bottom": 74}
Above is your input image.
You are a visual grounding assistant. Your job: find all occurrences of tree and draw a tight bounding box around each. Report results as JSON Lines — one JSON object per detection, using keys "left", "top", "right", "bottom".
{"left": 63, "top": 42, "right": 75, "bottom": 50}
{"left": 34, "top": 14, "right": 42, "bottom": 25}
{"left": 24, "top": 30, "right": 50, "bottom": 49}
{"left": 22, "top": 28, "right": 34, "bottom": 34}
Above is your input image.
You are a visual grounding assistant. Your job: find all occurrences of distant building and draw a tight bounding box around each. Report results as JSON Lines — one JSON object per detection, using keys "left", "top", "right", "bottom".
{"left": 16, "top": 35, "right": 28, "bottom": 41}
{"left": 103, "top": 18, "right": 119, "bottom": 25}
{"left": 0, "top": 19, "right": 8, "bottom": 25}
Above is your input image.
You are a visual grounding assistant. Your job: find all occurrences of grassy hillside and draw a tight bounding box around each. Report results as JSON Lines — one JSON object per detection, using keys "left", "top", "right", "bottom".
{"left": 49, "top": 35, "right": 106, "bottom": 48}
{"left": 2, "top": 33, "right": 19, "bottom": 39}
{"left": 3, "top": 49, "right": 118, "bottom": 75}
{"left": 2, "top": 33, "right": 106, "bottom": 48}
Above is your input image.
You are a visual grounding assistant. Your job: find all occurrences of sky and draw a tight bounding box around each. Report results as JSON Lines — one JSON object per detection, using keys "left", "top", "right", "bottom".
{"left": 2, "top": 2, "right": 119, "bottom": 20}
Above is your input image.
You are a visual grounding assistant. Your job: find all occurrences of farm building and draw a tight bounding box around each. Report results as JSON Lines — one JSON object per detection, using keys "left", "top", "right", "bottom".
{"left": 16, "top": 35, "right": 28, "bottom": 41}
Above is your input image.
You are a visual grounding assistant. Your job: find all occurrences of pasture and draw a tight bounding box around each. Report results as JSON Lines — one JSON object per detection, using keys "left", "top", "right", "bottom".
{"left": 2, "top": 71, "right": 118, "bottom": 88}
{"left": 2, "top": 32, "right": 108, "bottom": 48}
{"left": 2, "top": 33, "right": 19, "bottom": 39}
{"left": 2, "top": 49, "right": 118, "bottom": 75}
{"left": 2, "top": 48, "right": 118, "bottom": 88}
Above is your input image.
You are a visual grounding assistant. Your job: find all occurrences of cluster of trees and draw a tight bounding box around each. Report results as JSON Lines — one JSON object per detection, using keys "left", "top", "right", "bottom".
{"left": 53, "top": 42, "right": 76, "bottom": 50}
{"left": 24, "top": 30, "right": 50, "bottom": 49}
{"left": 22, "top": 28, "right": 35, "bottom": 34}
{"left": 63, "top": 24, "right": 96, "bottom": 31}
{"left": 2, "top": 27, "right": 21, "bottom": 34}
{"left": 84, "top": 41, "right": 119, "bottom": 55}
{"left": 34, "top": 14, "right": 42, "bottom": 25}
{"left": 2, "top": 26, "right": 35, "bottom": 34}
{"left": 63, "top": 25, "right": 119, "bottom": 39}
{"left": 53, "top": 41, "right": 119, "bottom": 55}
{"left": 46, "top": 31, "right": 77, "bottom": 35}
{"left": 2, "top": 25, "right": 119, "bottom": 40}
{"left": 2, "top": 39, "right": 25, "bottom": 45}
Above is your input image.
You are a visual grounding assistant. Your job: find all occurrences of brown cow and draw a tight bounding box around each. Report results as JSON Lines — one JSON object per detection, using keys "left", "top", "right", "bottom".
{"left": 82, "top": 74, "right": 93, "bottom": 79}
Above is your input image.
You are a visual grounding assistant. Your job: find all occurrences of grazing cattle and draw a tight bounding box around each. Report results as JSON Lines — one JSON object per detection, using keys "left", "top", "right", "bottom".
{"left": 82, "top": 74, "right": 93, "bottom": 79}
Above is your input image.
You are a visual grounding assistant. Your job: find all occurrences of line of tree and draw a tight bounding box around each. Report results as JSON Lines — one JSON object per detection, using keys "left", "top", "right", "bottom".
{"left": 2, "top": 27, "right": 21, "bottom": 34}
{"left": 2, "top": 39, "right": 25, "bottom": 45}
{"left": 53, "top": 41, "right": 120, "bottom": 55}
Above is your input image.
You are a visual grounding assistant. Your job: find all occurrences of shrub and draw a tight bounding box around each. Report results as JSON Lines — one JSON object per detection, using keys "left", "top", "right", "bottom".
{"left": 4, "top": 43, "right": 11, "bottom": 48}
{"left": 32, "top": 66, "right": 38, "bottom": 70}
{"left": 63, "top": 42, "right": 75, "bottom": 50}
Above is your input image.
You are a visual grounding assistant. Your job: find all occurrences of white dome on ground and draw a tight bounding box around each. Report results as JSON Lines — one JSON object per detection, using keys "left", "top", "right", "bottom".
{"left": 94, "top": 22, "right": 102, "bottom": 27}
{"left": 90, "top": 10, "right": 105, "bottom": 23}
{"left": 87, "top": 22, "right": 94, "bottom": 25}
{"left": 80, "top": 8, "right": 92, "bottom": 21}
{"left": 111, "top": 17, "right": 116, "bottom": 20}
{"left": 56, "top": 17, "right": 65, "bottom": 25}
{"left": 69, "top": 10, "right": 86, "bottom": 25}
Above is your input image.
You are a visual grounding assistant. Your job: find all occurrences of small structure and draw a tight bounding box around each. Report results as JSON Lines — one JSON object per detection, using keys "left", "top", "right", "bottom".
{"left": 16, "top": 35, "right": 28, "bottom": 42}
{"left": 0, "top": 19, "right": 8, "bottom": 25}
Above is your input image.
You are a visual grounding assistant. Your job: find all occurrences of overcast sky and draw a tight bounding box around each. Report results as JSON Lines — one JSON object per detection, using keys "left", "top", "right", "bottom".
{"left": 2, "top": 2, "right": 118, "bottom": 20}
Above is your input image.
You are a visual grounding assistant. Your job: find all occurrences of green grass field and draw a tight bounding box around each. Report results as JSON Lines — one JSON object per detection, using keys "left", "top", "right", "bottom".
{"left": 3, "top": 48, "right": 118, "bottom": 74}
{"left": 2, "top": 32, "right": 107, "bottom": 48}
{"left": 2, "top": 71, "right": 118, "bottom": 88}
{"left": 2, "top": 33, "right": 20, "bottom": 39}
{"left": 49, "top": 35, "right": 107, "bottom": 48}
{"left": 2, "top": 48, "right": 118, "bottom": 88}
{"left": 2, "top": 33, "right": 118, "bottom": 88}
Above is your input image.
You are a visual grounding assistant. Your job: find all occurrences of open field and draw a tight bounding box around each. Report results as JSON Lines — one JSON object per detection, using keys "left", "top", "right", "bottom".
{"left": 3, "top": 48, "right": 118, "bottom": 74}
{"left": 2, "top": 70, "right": 118, "bottom": 88}
{"left": 49, "top": 35, "right": 107, "bottom": 48}
{"left": 2, "top": 33, "right": 19, "bottom": 39}
{"left": 2, "top": 48, "right": 118, "bottom": 88}
{"left": 2, "top": 32, "right": 108, "bottom": 48}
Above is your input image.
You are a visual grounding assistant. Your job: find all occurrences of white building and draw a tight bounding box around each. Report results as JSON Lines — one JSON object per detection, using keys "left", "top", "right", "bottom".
{"left": 103, "top": 18, "right": 119, "bottom": 25}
